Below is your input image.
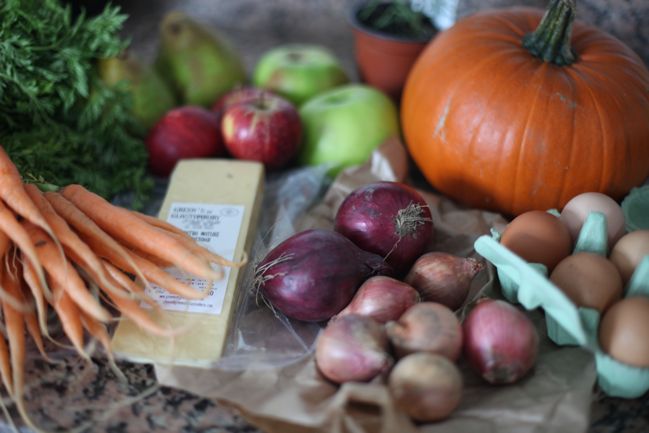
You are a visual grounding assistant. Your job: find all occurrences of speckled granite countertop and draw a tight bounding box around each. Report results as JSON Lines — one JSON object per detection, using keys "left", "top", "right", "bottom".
{"left": 5, "top": 1, "right": 648, "bottom": 432}
{"left": 7, "top": 323, "right": 649, "bottom": 433}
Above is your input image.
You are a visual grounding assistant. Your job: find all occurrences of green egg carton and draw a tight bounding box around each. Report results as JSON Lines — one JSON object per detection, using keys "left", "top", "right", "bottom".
{"left": 595, "top": 255, "right": 649, "bottom": 398}
{"left": 474, "top": 213, "right": 649, "bottom": 398}
{"left": 488, "top": 211, "right": 608, "bottom": 346}
{"left": 621, "top": 185, "right": 649, "bottom": 232}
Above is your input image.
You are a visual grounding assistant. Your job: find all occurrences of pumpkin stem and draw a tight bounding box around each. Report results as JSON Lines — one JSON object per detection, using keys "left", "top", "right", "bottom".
{"left": 522, "top": 0, "right": 577, "bottom": 66}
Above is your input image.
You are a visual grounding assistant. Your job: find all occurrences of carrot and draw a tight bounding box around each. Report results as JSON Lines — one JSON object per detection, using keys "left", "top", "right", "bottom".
{"left": 44, "top": 192, "right": 151, "bottom": 291}
{"left": 0, "top": 231, "right": 32, "bottom": 314}
{"left": 50, "top": 283, "right": 89, "bottom": 361}
{"left": 21, "top": 258, "right": 51, "bottom": 339}
{"left": 0, "top": 260, "right": 14, "bottom": 396}
{"left": 166, "top": 230, "right": 247, "bottom": 268}
{"left": 82, "top": 232, "right": 208, "bottom": 300}
{"left": 0, "top": 200, "right": 51, "bottom": 301}
{"left": 23, "top": 306, "right": 50, "bottom": 362}
{"left": 0, "top": 260, "right": 41, "bottom": 433}
{"left": 25, "top": 184, "right": 129, "bottom": 300}
{"left": 0, "top": 331, "right": 12, "bottom": 396}
{"left": 103, "top": 262, "right": 185, "bottom": 337}
{"left": 2, "top": 256, "right": 49, "bottom": 362}
{"left": 99, "top": 261, "right": 157, "bottom": 308}
{"left": 126, "top": 247, "right": 174, "bottom": 269}
{"left": 75, "top": 264, "right": 156, "bottom": 313}
{"left": 0, "top": 231, "right": 10, "bottom": 260}
{"left": 126, "top": 248, "right": 211, "bottom": 300}
{"left": 1, "top": 264, "right": 26, "bottom": 401}
{"left": 0, "top": 147, "right": 58, "bottom": 250}
{"left": 131, "top": 212, "right": 245, "bottom": 269}
{"left": 61, "top": 184, "right": 223, "bottom": 281}
{"left": 21, "top": 221, "right": 111, "bottom": 323}
{"left": 79, "top": 310, "right": 126, "bottom": 382}
{"left": 132, "top": 210, "right": 194, "bottom": 240}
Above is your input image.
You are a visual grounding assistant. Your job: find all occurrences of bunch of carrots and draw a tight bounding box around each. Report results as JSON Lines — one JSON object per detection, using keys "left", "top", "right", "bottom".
{"left": 0, "top": 146, "right": 237, "bottom": 429}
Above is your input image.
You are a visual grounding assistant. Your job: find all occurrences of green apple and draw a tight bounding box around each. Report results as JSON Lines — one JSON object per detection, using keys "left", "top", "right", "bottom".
{"left": 298, "top": 84, "right": 400, "bottom": 175}
{"left": 253, "top": 44, "right": 349, "bottom": 106}
{"left": 155, "top": 11, "right": 247, "bottom": 107}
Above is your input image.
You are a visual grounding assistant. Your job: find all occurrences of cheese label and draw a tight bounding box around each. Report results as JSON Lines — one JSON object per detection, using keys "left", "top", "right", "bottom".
{"left": 111, "top": 158, "right": 265, "bottom": 367}
{"left": 144, "top": 202, "right": 245, "bottom": 315}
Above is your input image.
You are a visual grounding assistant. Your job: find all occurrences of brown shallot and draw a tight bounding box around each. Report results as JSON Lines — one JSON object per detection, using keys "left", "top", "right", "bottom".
{"left": 405, "top": 252, "right": 484, "bottom": 310}
{"left": 337, "top": 276, "right": 420, "bottom": 323}
{"left": 388, "top": 352, "right": 463, "bottom": 422}
{"left": 386, "top": 302, "right": 463, "bottom": 360}
{"left": 315, "top": 314, "right": 392, "bottom": 384}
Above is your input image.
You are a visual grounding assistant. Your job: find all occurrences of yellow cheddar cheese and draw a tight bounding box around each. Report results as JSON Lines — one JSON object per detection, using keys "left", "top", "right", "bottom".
{"left": 111, "top": 158, "right": 264, "bottom": 367}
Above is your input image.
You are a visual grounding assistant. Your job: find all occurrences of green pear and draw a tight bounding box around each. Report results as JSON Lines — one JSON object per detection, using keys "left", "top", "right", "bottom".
{"left": 98, "top": 51, "right": 176, "bottom": 131}
{"left": 154, "top": 11, "right": 247, "bottom": 107}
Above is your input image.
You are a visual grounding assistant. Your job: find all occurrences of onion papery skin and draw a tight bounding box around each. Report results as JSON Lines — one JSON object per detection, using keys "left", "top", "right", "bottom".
{"left": 315, "top": 314, "right": 392, "bottom": 384}
{"left": 256, "top": 228, "right": 393, "bottom": 322}
{"left": 463, "top": 299, "right": 539, "bottom": 384}
{"left": 334, "top": 181, "right": 434, "bottom": 276}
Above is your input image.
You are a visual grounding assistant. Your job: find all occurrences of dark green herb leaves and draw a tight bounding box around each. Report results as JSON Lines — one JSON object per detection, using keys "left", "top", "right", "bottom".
{"left": 0, "top": 0, "right": 152, "bottom": 208}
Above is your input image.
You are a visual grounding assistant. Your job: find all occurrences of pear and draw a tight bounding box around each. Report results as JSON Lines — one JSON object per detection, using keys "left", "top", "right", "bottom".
{"left": 98, "top": 51, "right": 177, "bottom": 131}
{"left": 154, "top": 11, "right": 247, "bottom": 107}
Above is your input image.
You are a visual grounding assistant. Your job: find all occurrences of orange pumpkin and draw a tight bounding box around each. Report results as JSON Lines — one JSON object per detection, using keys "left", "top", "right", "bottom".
{"left": 401, "top": 0, "right": 649, "bottom": 216}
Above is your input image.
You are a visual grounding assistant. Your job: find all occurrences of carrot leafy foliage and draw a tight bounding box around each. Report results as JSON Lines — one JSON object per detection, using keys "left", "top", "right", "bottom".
{"left": 0, "top": 0, "right": 152, "bottom": 208}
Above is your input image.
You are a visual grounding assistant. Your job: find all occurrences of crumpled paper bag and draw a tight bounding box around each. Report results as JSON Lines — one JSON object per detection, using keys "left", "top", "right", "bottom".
{"left": 155, "top": 137, "right": 597, "bottom": 433}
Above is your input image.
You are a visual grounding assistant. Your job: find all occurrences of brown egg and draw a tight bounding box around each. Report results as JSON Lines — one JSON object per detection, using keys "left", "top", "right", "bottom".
{"left": 609, "top": 230, "right": 649, "bottom": 283}
{"left": 500, "top": 210, "right": 572, "bottom": 271}
{"left": 559, "top": 192, "right": 626, "bottom": 246}
{"left": 550, "top": 252, "right": 623, "bottom": 312}
{"left": 599, "top": 296, "right": 649, "bottom": 368}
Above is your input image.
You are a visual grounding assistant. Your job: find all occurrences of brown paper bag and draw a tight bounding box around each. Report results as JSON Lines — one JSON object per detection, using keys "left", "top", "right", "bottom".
{"left": 155, "top": 137, "right": 598, "bottom": 433}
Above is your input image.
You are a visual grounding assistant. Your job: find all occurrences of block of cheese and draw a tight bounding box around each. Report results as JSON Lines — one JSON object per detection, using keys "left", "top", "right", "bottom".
{"left": 111, "top": 158, "right": 264, "bottom": 367}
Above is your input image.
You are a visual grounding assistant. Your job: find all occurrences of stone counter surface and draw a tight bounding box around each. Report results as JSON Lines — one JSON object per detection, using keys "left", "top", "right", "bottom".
{"left": 5, "top": 326, "right": 649, "bottom": 433}
{"left": 4, "top": 1, "right": 649, "bottom": 432}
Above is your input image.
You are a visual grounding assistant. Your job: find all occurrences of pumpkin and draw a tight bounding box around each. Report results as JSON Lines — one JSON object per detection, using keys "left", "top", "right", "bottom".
{"left": 401, "top": 0, "right": 649, "bottom": 216}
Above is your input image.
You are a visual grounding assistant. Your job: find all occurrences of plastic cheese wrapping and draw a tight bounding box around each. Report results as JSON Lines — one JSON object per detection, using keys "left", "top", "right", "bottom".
{"left": 111, "top": 159, "right": 264, "bottom": 367}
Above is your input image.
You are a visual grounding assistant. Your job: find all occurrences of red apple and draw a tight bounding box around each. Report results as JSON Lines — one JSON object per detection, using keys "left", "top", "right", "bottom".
{"left": 211, "top": 86, "right": 276, "bottom": 114}
{"left": 211, "top": 87, "right": 280, "bottom": 151}
{"left": 146, "top": 106, "right": 225, "bottom": 177}
{"left": 221, "top": 93, "right": 302, "bottom": 170}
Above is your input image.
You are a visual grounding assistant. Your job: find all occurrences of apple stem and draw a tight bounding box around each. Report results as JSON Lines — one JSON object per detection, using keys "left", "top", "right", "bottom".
{"left": 287, "top": 52, "right": 303, "bottom": 63}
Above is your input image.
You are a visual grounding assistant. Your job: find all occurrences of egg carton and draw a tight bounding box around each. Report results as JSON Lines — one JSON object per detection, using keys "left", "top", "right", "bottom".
{"left": 622, "top": 185, "right": 649, "bottom": 232}
{"left": 474, "top": 211, "right": 649, "bottom": 398}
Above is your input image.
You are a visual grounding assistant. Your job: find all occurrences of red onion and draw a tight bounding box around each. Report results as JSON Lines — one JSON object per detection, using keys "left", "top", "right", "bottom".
{"left": 315, "top": 314, "right": 392, "bottom": 384}
{"left": 405, "top": 252, "right": 484, "bottom": 310}
{"left": 463, "top": 299, "right": 539, "bottom": 385}
{"left": 337, "top": 276, "right": 420, "bottom": 323}
{"left": 386, "top": 302, "right": 463, "bottom": 360}
{"left": 334, "top": 181, "right": 434, "bottom": 275}
{"left": 388, "top": 352, "right": 463, "bottom": 422}
{"left": 255, "top": 229, "right": 393, "bottom": 322}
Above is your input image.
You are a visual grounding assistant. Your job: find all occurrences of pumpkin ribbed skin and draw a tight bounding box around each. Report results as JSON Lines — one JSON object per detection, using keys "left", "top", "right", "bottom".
{"left": 401, "top": 7, "right": 649, "bottom": 216}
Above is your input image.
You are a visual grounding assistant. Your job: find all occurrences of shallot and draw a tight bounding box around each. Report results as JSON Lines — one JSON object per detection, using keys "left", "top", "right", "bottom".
{"left": 386, "top": 302, "right": 463, "bottom": 360}
{"left": 334, "top": 181, "right": 434, "bottom": 275}
{"left": 337, "top": 276, "right": 420, "bottom": 323}
{"left": 463, "top": 299, "right": 539, "bottom": 385}
{"left": 315, "top": 314, "right": 392, "bottom": 384}
{"left": 405, "top": 252, "right": 484, "bottom": 310}
{"left": 388, "top": 352, "right": 463, "bottom": 422}
{"left": 255, "top": 229, "right": 392, "bottom": 322}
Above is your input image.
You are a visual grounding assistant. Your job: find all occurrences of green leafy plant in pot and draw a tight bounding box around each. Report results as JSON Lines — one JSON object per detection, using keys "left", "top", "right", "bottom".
{"left": 349, "top": 0, "right": 438, "bottom": 102}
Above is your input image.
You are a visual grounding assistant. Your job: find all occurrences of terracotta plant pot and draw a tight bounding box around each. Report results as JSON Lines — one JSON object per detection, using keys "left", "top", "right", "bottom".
{"left": 349, "top": 1, "right": 437, "bottom": 102}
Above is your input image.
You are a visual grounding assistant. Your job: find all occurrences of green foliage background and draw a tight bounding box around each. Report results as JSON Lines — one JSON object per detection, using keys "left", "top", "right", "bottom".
{"left": 0, "top": 0, "right": 152, "bottom": 207}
